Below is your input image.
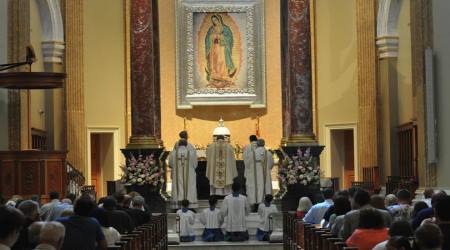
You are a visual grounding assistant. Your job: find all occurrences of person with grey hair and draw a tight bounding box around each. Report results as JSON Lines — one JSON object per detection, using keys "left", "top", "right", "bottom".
{"left": 245, "top": 138, "right": 273, "bottom": 210}
{"left": 12, "top": 200, "right": 40, "bottom": 250}
{"left": 28, "top": 222, "right": 45, "bottom": 249}
{"left": 126, "top": 196, "right": 150, "bottom": 227}
{"left": 385, "top": 194, "right": 398, "bottom": 207}
{"left": 34, "top": 222, "right": 65, "bottom": 250}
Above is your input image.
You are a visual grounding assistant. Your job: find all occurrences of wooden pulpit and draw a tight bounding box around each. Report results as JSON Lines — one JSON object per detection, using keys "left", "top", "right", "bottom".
{"left": 0, "top": 150, "right": 68, "bottom": 201}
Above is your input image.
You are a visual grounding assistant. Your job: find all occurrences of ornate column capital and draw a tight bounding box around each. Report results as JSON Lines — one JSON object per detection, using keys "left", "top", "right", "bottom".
{"left": 376, "top": 36, "right": 399, "bottom": 58}
{"left": 41, "top": 41, "right": 65, "bottom": 63}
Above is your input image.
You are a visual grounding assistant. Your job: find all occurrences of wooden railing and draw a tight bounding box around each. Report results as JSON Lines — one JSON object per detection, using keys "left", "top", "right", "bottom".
{"left": 283, "top": 212, "right": 357, "bottom": 250}
{"left": 66, "top": 162, "right": 85, "bottom": 196}
{"left": 107, "top": 213, "right": 168, "bottom": 250}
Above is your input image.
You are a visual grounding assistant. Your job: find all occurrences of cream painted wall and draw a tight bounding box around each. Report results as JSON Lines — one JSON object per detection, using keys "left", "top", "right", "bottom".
{"left": 433, "top": 0, "right": 450, "bottom": 187}
{"left": 83, "top": 0, "right": 126, "bottom": 177}
{"left": 29, "top": 0, "right": 47, "bottom": 133}
{"left": 396, "top": 0, "right": 413, "bottom": 125}
{"left": 315, "top": 0, "right": 358, "bottom": 177}
{"left": 0, "top": 0, "right": 8, "bottom": 150}
{"left": 158, "top": 0, "right": 282, "bottom": 150}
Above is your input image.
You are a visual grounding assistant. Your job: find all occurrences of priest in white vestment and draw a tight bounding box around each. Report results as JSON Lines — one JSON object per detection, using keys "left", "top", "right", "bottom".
{"left": 173, "top": 131, "right": 195, "bottom": 152}
{"left": 245, "top": 139, "right": 273, "bottom": 206}
{"left": 206, "top": 135, "right": 237, "bottom": 196}
{"left": 243, "top": 134, "right": 258, "bottom": 177}
{"left": 169, "top": 139, "right": 198, "bottom": 208}
{"left": 221, "top": 182, "right": 250, "bottom": 241}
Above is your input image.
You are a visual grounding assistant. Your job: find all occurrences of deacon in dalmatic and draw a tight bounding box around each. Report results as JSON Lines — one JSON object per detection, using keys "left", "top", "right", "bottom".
{"left": 169, "top": 139, "right": 198, "bottom": 208}
{"left": 206, "top": 135, "right": 237, "bottom": 196}
{"left": 245, "top": 139, "right": 273, "bottom": 207}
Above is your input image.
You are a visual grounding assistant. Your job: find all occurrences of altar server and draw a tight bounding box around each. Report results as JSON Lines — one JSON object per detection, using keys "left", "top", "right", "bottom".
{"left": 176, "top": 200, "right": 196, "bottom": 242}
{"left": 169, "top": 139, "right": 198, "bottom": 208}
{"left": 256, "top": 194, "right": 278, "bottom": 241}
{"left": 245, "top": 139, "right": 273, "bottom": 207}
{"left": 200, "top": 196, "right": 224, "bottom": 241}
{"left": 222, "top": 182, "right": 250, "bottom": 242}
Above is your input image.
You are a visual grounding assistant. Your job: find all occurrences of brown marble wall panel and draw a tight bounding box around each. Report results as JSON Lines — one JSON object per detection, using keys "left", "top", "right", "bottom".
{"left": 130, "top": 0, "right": 161, "bottom": 138}
{"left": 280, "top": 0, "right": 314, "bottom": 138}
{"left": 0, "top": 161, "right": 16, "bottom": 197}
{"left": 46, "top": 160, "right": 63, "bottom": 195}
{"left": 19, "top": 161, "right": 40, "bottom": 195}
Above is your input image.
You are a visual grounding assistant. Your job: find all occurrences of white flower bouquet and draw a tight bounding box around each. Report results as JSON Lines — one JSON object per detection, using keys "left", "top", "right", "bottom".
{"left": 120, "top": 154, "right": 163, "bottom": 186}
{"left": 279, "top": 148, "right": 320, "bottom": 186}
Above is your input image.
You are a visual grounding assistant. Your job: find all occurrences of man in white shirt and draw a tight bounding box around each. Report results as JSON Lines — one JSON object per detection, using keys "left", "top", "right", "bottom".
{"left": 303, "top": 189, "right": 334, "bottom": 224}
{"left": 0, "top": 205, "right": 25, "bottom": 250}
{"left": 222, "top": 182, "right": 250, "bottom": 241}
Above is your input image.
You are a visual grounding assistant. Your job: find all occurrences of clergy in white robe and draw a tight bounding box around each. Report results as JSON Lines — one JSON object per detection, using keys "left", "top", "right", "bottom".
{"left": 245, "top": 139, "right": 273, "bottom": 205}
{"left": 221, "top": 182, "right": 250, "bottom": 241}
{"left": 173, "top": 130, "right": 196, "bottom": 152}
{"left": 169, "top": 139, "right": 198, "bottom": 208}
{"left": 206, "top": 135, "right": 238, "bottom": 196}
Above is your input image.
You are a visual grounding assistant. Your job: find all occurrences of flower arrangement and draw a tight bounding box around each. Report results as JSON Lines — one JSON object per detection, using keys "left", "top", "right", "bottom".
{"left": 120, "top": 154, "right": 163, "bottom": 186}
{"left": 279, "top": 148, "right": 320, "bottom": 186}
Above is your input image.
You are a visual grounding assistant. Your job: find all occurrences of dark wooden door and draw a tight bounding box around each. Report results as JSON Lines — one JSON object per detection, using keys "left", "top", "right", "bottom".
{"left": 90, "top": 134, "right": 102, "bottom": 196}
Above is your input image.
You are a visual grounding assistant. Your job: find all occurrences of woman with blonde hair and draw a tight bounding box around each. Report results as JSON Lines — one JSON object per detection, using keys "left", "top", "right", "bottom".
{"left": 296, "top": 197, "right": 312, "bottom": 218}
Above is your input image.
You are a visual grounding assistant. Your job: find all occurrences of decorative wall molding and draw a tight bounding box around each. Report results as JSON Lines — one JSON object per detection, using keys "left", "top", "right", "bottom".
{"left": 36, "top": 0, "right": 65, "bottom": 63}
{"left": 376, "top": 0, "right": 401, "bottom": 58}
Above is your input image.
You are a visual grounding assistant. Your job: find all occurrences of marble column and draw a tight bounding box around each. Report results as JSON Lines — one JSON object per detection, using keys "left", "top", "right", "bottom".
{"left": 122, "top": 0, "right": 166, "bottom": 213}
{"left": 279, "top": 0, "right": 324, "bottom": 211}
{"left": 280, "top": 0, "right": 316, "bottom": 147}
{"left": 126, "top": 0, "right": 162, "bottom": 151}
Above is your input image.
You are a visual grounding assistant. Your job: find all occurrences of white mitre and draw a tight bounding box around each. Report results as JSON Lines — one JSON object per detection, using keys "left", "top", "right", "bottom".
{"left": 213, "top": 118, "right": 230, "bottom": 136}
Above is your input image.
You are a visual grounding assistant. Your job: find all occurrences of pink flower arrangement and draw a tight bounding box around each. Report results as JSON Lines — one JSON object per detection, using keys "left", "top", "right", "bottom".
{"left": 120, "top": 154, "right": 164, "bottom": 186}
{"left": 279, "top": 148, "right": 320, "bottom": 186}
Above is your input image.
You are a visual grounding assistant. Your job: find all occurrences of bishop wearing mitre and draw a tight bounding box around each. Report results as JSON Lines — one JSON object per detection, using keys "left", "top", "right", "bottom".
{"left": 206, "top": 131, "right": 238, "bottom": 196}
{"left": 245, "top": 139, "right": 273, "bottom": 207}
{"left": 169, "top": 138, "right": 198, "bottom": 208}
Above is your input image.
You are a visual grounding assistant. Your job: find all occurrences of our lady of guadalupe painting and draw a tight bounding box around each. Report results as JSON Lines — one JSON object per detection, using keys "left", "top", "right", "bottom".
{"left": 200, "top": 13, "right": 242, "bottom": 89}
{"left": 176, "top": 0, "right": 266, "bottom": 109}
{"left": 204, "top": 14, "right": 238, "bottom": 88}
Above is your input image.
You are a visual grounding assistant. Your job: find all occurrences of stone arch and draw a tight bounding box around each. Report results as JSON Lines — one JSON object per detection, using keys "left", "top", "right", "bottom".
{"left": 35, "top": 0, "right": 64, "bottom": 64}
{"left": 376, "top": 0, "right": 402, "bottom": 58}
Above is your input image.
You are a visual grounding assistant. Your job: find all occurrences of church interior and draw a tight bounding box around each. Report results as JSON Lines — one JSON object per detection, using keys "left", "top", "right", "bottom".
{"left": 1, "top": 0, "right": 450, "bottom": 249}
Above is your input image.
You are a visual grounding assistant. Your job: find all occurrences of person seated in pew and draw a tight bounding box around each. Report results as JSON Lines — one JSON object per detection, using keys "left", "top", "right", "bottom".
{"left": 372, "top": 220, "right": 413, "bottom": 250}
{"left": 34, "top": 222, "right": 66, "bottom": 250}
{"left": 303, "top": 188, "right": 334, "bottom": 225}
{"left": 296, "top": 197, "right": 312, "bottom": 219}
{"left": 222, "top": 181, "right": 250, "bottom": 242}
{"left": 199, "top": 196, "right": 224, "bottom": 242}
{"left": 90, "top": 208, "right": 121, "bottom": 247}
{"left": 126, "top": 196, "right": 151, "bottom": 227}
{"left": 256, "top": 194, "right": 278, "bottom": 241}
{"left": 385, "top": 236, "right": 413, "bottom": 250}
{"left": 177, "top": 199, "right": 195, "bottom": 242}
{"left": 346, "top": 208, "right": 389, "bottom": 250}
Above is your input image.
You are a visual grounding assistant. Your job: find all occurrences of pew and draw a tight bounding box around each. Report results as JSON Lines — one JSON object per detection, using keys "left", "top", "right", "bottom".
{"left": 283, "top": 212, "right": 360, "bottom": 250}
{"left": 107, "top": 214, "right": 168, "bottom": 250}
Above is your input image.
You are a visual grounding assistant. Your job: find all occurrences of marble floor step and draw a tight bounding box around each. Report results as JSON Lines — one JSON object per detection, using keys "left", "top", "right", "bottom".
{"left": 168, "top": 240, "right": 283, "bottom": 250}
